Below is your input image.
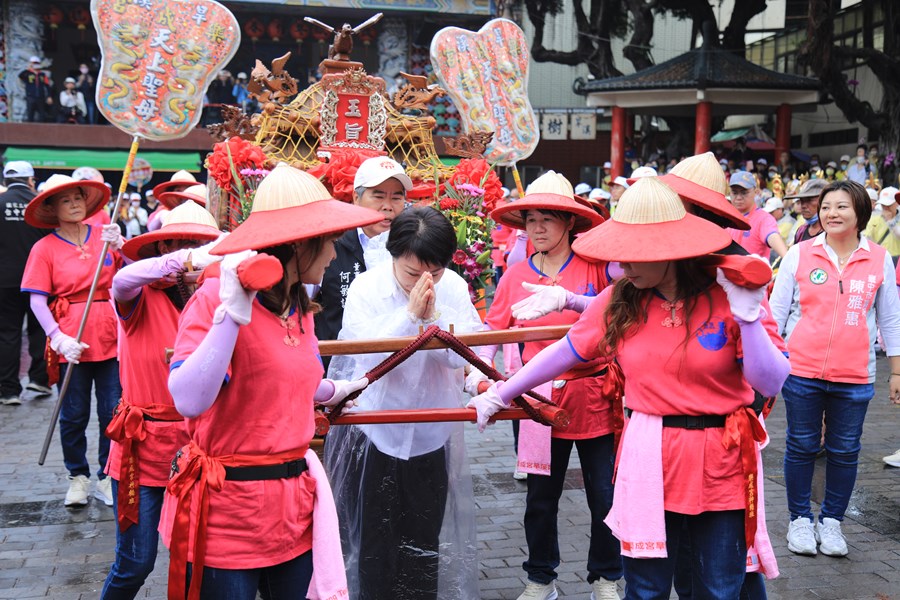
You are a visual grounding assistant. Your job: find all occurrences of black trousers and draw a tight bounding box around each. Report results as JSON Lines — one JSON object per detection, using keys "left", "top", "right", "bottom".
{"left": 357, "top": 441, "right": 449, "bottom": 600}
{"left": 0, "top": 287, "right": 47, "bottom": 396}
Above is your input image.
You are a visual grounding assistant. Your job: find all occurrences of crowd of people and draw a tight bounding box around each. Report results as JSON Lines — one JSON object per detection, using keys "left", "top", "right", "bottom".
{"left": 1, "top": 145, "right": 899, "bottom": 600}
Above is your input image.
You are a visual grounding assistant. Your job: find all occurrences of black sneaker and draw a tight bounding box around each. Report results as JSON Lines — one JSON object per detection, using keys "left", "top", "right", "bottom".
{"left": 26, "top": 382, "right": 53, "bottom": 396}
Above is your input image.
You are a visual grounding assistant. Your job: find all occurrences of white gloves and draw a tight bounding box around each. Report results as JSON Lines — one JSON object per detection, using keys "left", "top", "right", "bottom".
{"left": 466, "top": 381, "right": 508, "bottom": 433}
{"left": 101, "top": 224, "right": 124, "bottom": 251}
{"left": 50, "top": 330, "right": 89, "bottom": 364}
{"left": 187, "top": 234, "right": 228, "bottom": 271}
{"left": 716, "top": 267, "right": 766, "bottom": 323}
{"left": 511, "top": 282, "right": 568, "bottom": 321}
{"left": 464, "top": 368, "right": 490, "bottom": 396}
{"left": 213, "top": 250, "right": 257, "bottom": 326}
{"left": 317, "top": 377, "right": 369, "bottom": 413}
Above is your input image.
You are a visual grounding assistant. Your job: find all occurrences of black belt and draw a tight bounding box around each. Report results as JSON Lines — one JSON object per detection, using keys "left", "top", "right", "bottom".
{"left": 143, "top": 414, "right": 183, "bottom": 422}
{"left": 662, "top": 415, "right": 726, "bottom": 429}
{"left": 224, "top": 459, "right": 308, "bottom": 481}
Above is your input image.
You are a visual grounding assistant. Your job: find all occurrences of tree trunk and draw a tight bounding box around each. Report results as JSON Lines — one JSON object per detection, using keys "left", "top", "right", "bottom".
{"left": 722, "top": 0, "right": 768, "bottom": 57}
{"left": 623, "top": 0, "right": 654, "bottom": 72}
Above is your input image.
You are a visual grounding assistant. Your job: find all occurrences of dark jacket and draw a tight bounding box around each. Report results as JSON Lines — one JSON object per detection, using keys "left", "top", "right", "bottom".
{"left": 314, "top": 229, "right": 366, "bottom": 367}
{"left": 0, "top": 184, "right": 50, "bottom": 287}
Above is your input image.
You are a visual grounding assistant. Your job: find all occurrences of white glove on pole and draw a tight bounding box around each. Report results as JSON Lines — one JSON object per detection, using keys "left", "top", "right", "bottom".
{"left": 49, "top": 330, "right": 89, "bottom": 364}
{"left": 213, "top": 250, "right": 258, "bottom": 326}
{"left": 318, "top": 377, "right": 369, "bottom": 410}
{"left": 100, "top": 224, "right": 124, "bottom": 251}
{"left": 511, "top": 282, "right": 568, "bottom": 321}
{"left": 464, "top": 368, "right": 490, "bottom": 397}
{"left": 187, "top": 233, "right": 228, "bottom": 271}
{"left": 466, "top": 381, "right": 508, "bottom": 433}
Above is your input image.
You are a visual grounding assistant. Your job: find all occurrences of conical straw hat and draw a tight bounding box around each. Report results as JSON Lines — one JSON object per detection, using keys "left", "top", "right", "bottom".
{"left": 571, "top": 177, "right": 732, "bottom": 262}
{"left": 122, "top": 200, "right": 221, "bottom": 260}
{"left": 152, "top": 169, "right": 199, "bottom": 198}
{"left": 211, "top": 164, "right": 384, "bottom": 255}
{"left": 491, "top": 171, "right": 604, "bottom": 232}
{"left": 158, "top": 183, "right": 208, "bottom": 209}
{"left": 24, "top": 174, "right": 109, "bottom": 228}
{"left": 658, "top": 152, "right": 750, "bottom": 230}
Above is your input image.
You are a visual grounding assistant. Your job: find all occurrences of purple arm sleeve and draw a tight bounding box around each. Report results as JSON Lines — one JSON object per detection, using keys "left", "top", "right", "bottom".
{"left": 29, "top": 293, "right": 60, "bottom": 338}
{"left": 496, "top": 338, "right": 581, "bottom": 404}
{"left": 564, "top": 292, "right": 594, "bottom": 313}
{"left": 168, "top": 316, "right": 240, "bottom": 418}
{"left": 506, "top": 232, "right": 528, "bottom": 267}
{"left": 738, "top": 318, "right": 790, "bottom": 397}
{"left": 476, "top": 324, "right": 499, "bottom": 367}
{"left": 606, "top": 262, "right": 625, "bottom": 281}
{"left": 313, "top": 380, "right": 335, "bottom": 403}
{"left": 112, "top": 250, "right": 189, "bottom": 303}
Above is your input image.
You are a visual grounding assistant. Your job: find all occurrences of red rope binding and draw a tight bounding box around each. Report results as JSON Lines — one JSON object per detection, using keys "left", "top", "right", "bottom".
{"left": 325, "top": 325, "right": 559, "bottom": 427}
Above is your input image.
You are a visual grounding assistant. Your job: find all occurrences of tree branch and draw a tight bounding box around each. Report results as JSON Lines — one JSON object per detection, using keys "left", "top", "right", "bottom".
{"left": 722, "top": 0, "right": 768, "bottom": 56}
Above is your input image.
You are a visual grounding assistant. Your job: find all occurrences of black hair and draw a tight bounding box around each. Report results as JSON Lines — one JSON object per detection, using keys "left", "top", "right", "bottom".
{"left": 522, "top": 208, "right": 577, "bottom": 242}
{"left": 386, "top": 206, "right": 456, "bottom": 267}
{"left": 257, "top": 240, "right": 324, "bottom": 316}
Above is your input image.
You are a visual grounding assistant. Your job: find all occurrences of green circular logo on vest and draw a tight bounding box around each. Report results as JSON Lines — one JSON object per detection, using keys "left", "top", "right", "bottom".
{"left": 810, "top": 268, "right": 828, "bottom": 285}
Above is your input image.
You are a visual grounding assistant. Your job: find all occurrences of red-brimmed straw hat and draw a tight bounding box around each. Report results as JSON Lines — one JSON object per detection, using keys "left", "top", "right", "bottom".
{"left": 211, "top": 164, "right": 384, "bottom": 255}
{"left": 571, "top": 177, "right": 732, "bottom": 262}
{"left": 490, "top": 171, "right": 604, "bottom": 233}
{"left": 151, "top": 169, "right": 198, "bottom": 199}
{"left": 121, "top": 200, "right": 221, "bottom": 261}
{"left": 658, "top": 152, "right": 750, "bottom": 230}
{"left": 157, "top": 183, "right": 207, "bottom": 210}
{"left": 24, "top": 174, "right": 109, "bottom": 228}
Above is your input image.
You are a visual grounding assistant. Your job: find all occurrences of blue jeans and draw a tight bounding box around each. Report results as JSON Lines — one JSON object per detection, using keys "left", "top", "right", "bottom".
{"left": 523, "top": 434, "right": 622, "bottom": 584}
{"left": 624, "top": 510, "right": 746, "bottom": 600}
{"left": 101, "top": 480, "right": 164, "bottom": 599}
{"left": 58, "top": 359, "right": 120, "bottom": 478}
{"left": 781, "top": 375, "right": 873, "bottom": 522}
{"left": 186, "top": 550, "right": 313, "bottom": 600}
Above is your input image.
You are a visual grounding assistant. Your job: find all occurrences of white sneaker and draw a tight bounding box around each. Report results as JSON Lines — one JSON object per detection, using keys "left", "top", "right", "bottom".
{"left": 517, "top": 580, "right": 557, "bottom": 600}
{"left": 94, "top": 477, "right": 114, "bottom": 507}
{"left": 591, "top": 578, "right": 621, "bottom": 600}
{"left": 26, "top": 382, "right": 52, "bottom": 396}
{"left": 64, "top": 475, "right": 90, "bottom": 507}
{"left": 513, "top": 470, "right": 528, "bottom": 481}
{"left": 787, "top": 516, "right": 817, "bottom": 555}
{"left": 883, "top": 449, "right": 900, "bottom": 467}
{"left": 816, "top": 517, "right": 849, "bottom": 557}
{"left": 1, "top": 395, "right": 22, "bottom": 405}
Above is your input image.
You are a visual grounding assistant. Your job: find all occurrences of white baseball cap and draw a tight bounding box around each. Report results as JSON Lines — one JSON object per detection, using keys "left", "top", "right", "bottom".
{"left": 29, "top": 55, "right": 41, "bottom": 64}
{"left": 763, "top": 196, "right": 784, "bottom": 213}
{"left": 588, "top": 188, "right": 611, "bottom": 201}
{"left": 878, "top": 186, "right": 899, "bottom": 207}
{"left": 574, "top": 183, "right": 592, "bottom": 196}
{"left": 353, "top": 157, "right": 412, "bottom": 191}
{"left": 866, "top": 188, "right": 878, "bottom": 202}
{"left": 630, "top": 166, "right": 658, "bottom": 179}
{"left": 603, "top": 161, "right": 612, "bottom": 169}
{"left": 130, "top": 192, "right": 142, "bottom": 201}
{"left": 611, "top": 176, "right": 630, "bottom": 189}
{"left": 3, "top": 160, "right": 35, "bottom": 178}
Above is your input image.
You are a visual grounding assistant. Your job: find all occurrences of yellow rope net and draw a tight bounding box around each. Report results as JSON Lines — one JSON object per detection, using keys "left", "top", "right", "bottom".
{"left": 254, "top": 80, "right": 454, "bottom": 183}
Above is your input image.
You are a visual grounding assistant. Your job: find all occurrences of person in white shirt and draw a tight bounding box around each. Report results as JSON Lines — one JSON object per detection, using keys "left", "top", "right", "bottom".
{"left": 123, "top": 192, "right": 149, "bottom": 239}
{"left": 57, "top": 77, "right": 86, "bottom": 124}
{"left": 325, "top": 206, "right": 482, "bottom": 600}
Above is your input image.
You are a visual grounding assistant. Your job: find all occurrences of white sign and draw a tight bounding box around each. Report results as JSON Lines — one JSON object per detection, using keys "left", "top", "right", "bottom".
{"left": 541, "top": 113, "right": 568, "bottom": 141}
{"left": 570, "top": 113, "right": 597, "bottom": 140}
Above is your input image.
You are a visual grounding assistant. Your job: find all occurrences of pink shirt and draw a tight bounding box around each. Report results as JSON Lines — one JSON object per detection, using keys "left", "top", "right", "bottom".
{"left": 567, "top": 284, "right": 785, "bottom": 513}
{"left": 21, "top": 226, "right": 120, "bottom": 362}
{"left": 159, "top": 278, "right": 321, "bottom": 569}
{"left": 486, "top": 252, "right": 613, "bottom": 438}
{"left": 729, "top": 208, "right": 779, "bottom": 257}
{"left": 106, "top": 287, "right": 190, "bottom": 486}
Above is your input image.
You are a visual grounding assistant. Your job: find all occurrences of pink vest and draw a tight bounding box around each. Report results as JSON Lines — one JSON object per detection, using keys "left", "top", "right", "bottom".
{"left": 788, "top": 240, "right": 886, "bottom": 384}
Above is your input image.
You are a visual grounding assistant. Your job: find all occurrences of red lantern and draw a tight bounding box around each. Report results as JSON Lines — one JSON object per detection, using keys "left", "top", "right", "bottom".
{"left": 42, "top": 6, "right": 64, "bottom": 29}
{"left": 244, "top": 17, "right": 265, "bottom": 43}
{"left": 267, "top": 18, "right": 283, "bottom": 42}
{"left": 289, "top": 20, "right": 309, "bottom": 42}
{"left": 358, "top": 28, "right": 377, "bottom": 47}
{"left": 69, "top": 6, "right": 90, "bottom": 30}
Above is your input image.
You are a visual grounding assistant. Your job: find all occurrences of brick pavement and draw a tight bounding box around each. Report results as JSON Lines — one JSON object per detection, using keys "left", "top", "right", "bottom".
{"left": 1, "top": 359, "right": 899, "bottom": 599}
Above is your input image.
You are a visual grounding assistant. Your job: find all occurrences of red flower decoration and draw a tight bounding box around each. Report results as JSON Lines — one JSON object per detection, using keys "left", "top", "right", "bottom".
{"left": 452, "top": 249, "right": 468, "bottom": 265}
{"left": 207, "top": 137, "right": 268, "bottom": 190}
{"left": 439, "top": 198, "right": 460, "bottom": 210}
{"left": 307, "top": 149, "right": 385, "bottom": 203}
{"left": 447, "top": 158, "right": 503, "bottom": 213}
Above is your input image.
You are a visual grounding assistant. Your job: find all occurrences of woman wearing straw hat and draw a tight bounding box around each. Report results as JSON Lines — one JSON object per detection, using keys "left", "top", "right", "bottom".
{"left": 147, "top": 170, "right": 199, "bottom": 231}
{"left": 160, "top": 165, "right": 382, "bottom": 600}
{"left": 101, "top": 200, "right": 223, "bottom": 599}
{"left": 20, "top": 174, "right": 125, "bottom": 508}
{"left": 469, "top": 178, "right": 791, "bottom": 600}
{"left": 469, "top": 171, "right": 621, "bottom": 600}
{"left": 324, "top": 206, "right": 483, "bottom": 600}
{"left": 770, "top": 180, "right": 900, "bottom": 558}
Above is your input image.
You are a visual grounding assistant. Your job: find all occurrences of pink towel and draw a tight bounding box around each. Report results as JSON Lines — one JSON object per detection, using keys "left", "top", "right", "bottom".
{"left": 516, "top": 381, "right": 552, "bottom": 476}
{"left": 746, "top": 415, "right": 779, "bottom": 579}
{"left": 604, "top": 411, "right": 668, "bottom": 558}
{"left": 306, "top": 450, "right": 349, "bottom": 600}
{"left": 503, "top": 343, "right": 524, "bottom": 375}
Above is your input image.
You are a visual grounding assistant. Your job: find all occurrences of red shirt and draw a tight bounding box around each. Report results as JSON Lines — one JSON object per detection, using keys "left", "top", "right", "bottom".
{"left": 106, "top": 287, "right": 190, "bottom": 487}
{"left": 486, "top": 252, "right": 613, "bottom": 438}
{"left": 159, "top": 278, "right": 321, "bottom": 569}
{"left": 567, "top": 284, "right": 785, "bottom": 513}
{"left": 21, "top": 226, "right": 120, "bottom": 362}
